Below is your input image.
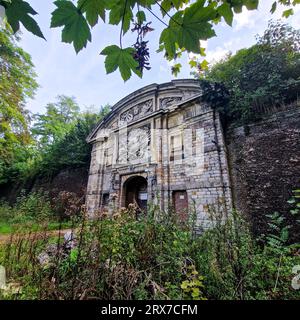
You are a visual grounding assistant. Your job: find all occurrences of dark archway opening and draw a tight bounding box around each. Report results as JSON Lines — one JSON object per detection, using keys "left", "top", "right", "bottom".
{"left": 124, "top": 176, "right": 148, "bottom": 214}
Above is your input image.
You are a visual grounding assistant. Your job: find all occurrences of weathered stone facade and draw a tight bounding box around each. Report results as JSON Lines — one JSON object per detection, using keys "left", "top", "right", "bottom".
{"left": 86, "top": 79, "right": 232, "bottom": 230}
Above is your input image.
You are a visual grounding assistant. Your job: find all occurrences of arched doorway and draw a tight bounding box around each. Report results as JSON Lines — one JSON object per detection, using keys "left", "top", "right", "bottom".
{"left": 123, "top": 176, "right": 148, "bottom": 213}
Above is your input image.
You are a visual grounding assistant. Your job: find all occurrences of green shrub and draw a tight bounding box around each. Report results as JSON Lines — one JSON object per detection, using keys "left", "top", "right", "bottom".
{"left": 0, "top": 191, "right": 53, "bottom": 227}
{"left": 193, "top": 210, "right": 300, "bottom": 300}
{"left": 0, "top": 205, "right": 299, "bottom": 300}
{"left": 0, "top": 208, "right": 204, "bottom": 300}
{"left": 13, "top": 191, "right": 52, "bottom": 222}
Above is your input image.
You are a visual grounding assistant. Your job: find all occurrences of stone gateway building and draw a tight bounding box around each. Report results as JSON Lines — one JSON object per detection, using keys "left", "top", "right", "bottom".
{"left": 86, "top": 79, "right": 232, "bottom": 229}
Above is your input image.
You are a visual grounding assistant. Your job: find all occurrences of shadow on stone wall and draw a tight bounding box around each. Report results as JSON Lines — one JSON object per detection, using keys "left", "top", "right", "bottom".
{"left": 1, "top": 167, "right": 88, "bottom": 206}
{"left": 227, "top": 105, "right": 300, "bottom": 242}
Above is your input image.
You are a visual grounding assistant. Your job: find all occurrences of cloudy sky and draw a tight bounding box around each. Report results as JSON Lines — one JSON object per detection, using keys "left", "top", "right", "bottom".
{"left": 17, "top": 0, "right": 300, "bottom": 114}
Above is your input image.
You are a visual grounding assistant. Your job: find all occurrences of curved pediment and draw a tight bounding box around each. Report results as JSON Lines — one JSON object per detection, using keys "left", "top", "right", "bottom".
{"left": 87, "top": 79, "right": 203, "bottom": 143}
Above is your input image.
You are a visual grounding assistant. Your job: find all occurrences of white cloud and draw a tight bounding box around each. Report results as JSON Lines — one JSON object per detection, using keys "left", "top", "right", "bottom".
{"left": 188, "top": 38, "right": 242, "bottom": 65}
{"left": 234, "top": 8, "right": 256, "bottom": 30}
{"left": 233, "top": 0, "right": 300, "bottom": 33}
{"left": 206, "top": 46, "right": 229, "bottom": 63}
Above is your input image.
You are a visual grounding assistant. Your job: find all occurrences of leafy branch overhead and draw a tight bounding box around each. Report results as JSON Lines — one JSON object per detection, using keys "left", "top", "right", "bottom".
{"left": 0, "top": 0, "right": 45, "bottom": 38}
{"left": 50, "top": 1, "right": 92, "bottom": 53}
{"left": 0, "top": 0, "right": 299, "bottom": 81}
{"left": 101, "top": 45, "right": 142, "bottom": 81}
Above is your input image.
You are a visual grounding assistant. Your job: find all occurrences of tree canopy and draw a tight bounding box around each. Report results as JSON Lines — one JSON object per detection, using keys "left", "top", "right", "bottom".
{"left": 0, "top": 92, "right": 110, "bottom": 187}
{"left": 0, "top": 0, "right": 299, "bottom": 81}
{"left": 0, "top": 29, "right": 110, "bottom": 187}
{"left": 31, "top": 95, "right": 80, "bottom": 147}
{"left": 0, "top": 26, "right": 110, "bottom": 188}
{"left": 200, "top": 21, "right": 300, "bottom": 123}
{"left": 37, "top": 106, "right": 110, "bottom": 178}
{"left": 0, "top": 27, "right": 38, "bottom": 184}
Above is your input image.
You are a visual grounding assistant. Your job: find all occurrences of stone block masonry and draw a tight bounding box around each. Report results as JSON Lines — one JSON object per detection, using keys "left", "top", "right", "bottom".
{"left": 86, "top": 80, "right": 232, "bottom": 230}
{"left": 227, "top": 105, "right": 300, "bottom": 241}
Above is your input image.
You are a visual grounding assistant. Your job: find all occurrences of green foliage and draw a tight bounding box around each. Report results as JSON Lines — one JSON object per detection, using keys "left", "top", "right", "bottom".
{"left": 1, "top": 0, "right": 299, "bottom": 80}
{"left": 0, "top": 208, "right": 206, "bottom": 300}
{"left": 288, "top": 189, "right": 300, "bottom": 216}
{"left": 160, "top": 0, "right": 188, "bottom": 13}
{"left": 192, "top": 210, "right": 300, "bottom": 300}
{"left": 201, "top": 21, "right": 300, "bottom": 124}
{"left": 159, "top": 1, "right": 216, "bottom": 57}
{"left": 217, "top": 2, "right": 234, "bottom": 26}
{"left": 0, "top": 27, "right": 38, "bottom": 184}
{"left": 78, "top": 0, "right": 106, "bottom": 27}
{"left": 258, "top": 19, "right": 300, "bottom": 52}
{"left": 264, "top": 212, "right": 290, "bottom": 253}
{"left": 180, "top": 265, "right": 206, "bottom": 300}
{"left": 108, "top": 0, "right": 135, "bottom": 35}
{"left": 31, "top": 95, "right": 80, "bottom": 147}
{"left": 282, "top": 8, "right": 294, "bottom": 18}
{"left": 193, "top": 210, "right": 254, "bottom": 299}
{"left": 50, "top": 0, "right": 92, "bottom": 53}
{"left": 136, "top": 10, "right": 146, "bottom": 24}
{"left": 0, "top": 191, "right": 52, "bottom": 225}
{"left": 1, "top": 205, "right": 299, "bottom": 300}
{"left": 13, "top": 191, "right": 52, "bottom": 221}
{"left": 29, "top": 105, "right": 110, "bottom": 180}
{"left": 0, "top": 87, "right": 110, "bottom": 190}
{"left": 171, "top": 63, "right": 182, "bottom": 77}
{"left": 0, "top": 191, "right": 76, "bottom": 234}
{"left": 264, "top": 190, "right": 300, "bottom": 248}
{"left": 101, "top": 45, "right": 141, "bottom": 81}
{"left": 1, "top": 0, "right": 44, "bottom": 38}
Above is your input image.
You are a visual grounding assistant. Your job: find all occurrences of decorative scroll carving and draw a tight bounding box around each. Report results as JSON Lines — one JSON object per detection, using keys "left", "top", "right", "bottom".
{"left": 159, "top": 97, "right": 182, "bottom": 109}
{"left": 119, "top": 99, "right": 153, "bottom": 126}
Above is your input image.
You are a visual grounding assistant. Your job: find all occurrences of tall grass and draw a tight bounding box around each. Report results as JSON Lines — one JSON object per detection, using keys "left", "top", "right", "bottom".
{"left": 0, "top": 204, "right": 299, "bottom": 300}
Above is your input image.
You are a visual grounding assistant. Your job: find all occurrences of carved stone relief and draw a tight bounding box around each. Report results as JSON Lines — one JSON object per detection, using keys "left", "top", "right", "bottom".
{"left": 119, "top": 99, "right": 153, "bottom": 126}
{"left": 128, "top": 126, "right": 151, "bottom": 162}
{"left": 118, "top": 125, "right": 151, "bottom": 164}
{"left": 159, "top": 97, "right": 182, "bottom": 109}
